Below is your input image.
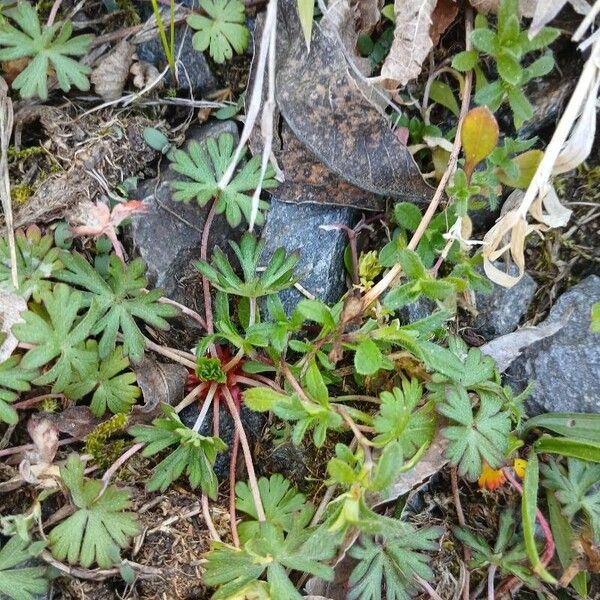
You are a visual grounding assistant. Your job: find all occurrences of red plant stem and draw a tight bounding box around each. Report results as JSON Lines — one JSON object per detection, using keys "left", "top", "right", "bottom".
{"left": 200, "top": 199, "right": 218, "bottom": 334}
{"left": 502, "top": 469, "right": 556, "bottom": 594}
{"left": 228, "top": 429, "right": 241, "bottom": 547}
{"left": 451, "top": 467, "right": 471, "bottom": 600}
{"left": 234, "top": 374, "right": 284, "bottom": 392}
{"left": 223, "top": 348, "right": 245, "bottom": 373}
{"left": 221, "top": 386, "right": 265, "bottom": 521}
{"left": 213, "top": 396, "right": 220, "bottom": 438}
{"left": 174, "top": 383, "right": 207, "bottom": 413}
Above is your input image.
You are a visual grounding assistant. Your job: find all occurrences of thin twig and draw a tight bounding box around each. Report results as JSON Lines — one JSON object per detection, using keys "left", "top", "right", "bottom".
{"left": 221, "top": 386, "right": 266, "bottom": 521}
{"left": 487, "top": 564, "right": 497, "bottom": 600}
{"left": 415, "top": 574, "right": 444, "bottom": 600}
{"left": 143, "top": 337, "right": 197, "bottom": 369}
{"left": 200, "top": 199, "right": 218, "bottom": 334}
{"left": 100, "top": 443, "right": 144, "bottom": 495}
{"left": 201, "top": 493, "right": 222, "bottom": 542}
{"left": 41, "top": 550, "right": 163, "bottom": 581}
{"left": 360, "top": 9, "right": 474, "bottom": 311}
{"left": 158, "top": 295, "right": 207, "bottom": 329}
{"left": 175, "top": 383, "right": 207, "bottom": 412}
{"left": 228, "top": 429, "right": 241, "bottom": 547}
{"left": 192, "top": 383, "right": 218, "bottom": 432}
{"left": 0, "top": 78, "right": 17, "bottom": 288}
{"left": 46, "top": 0, "right": 64, "bottom": 27}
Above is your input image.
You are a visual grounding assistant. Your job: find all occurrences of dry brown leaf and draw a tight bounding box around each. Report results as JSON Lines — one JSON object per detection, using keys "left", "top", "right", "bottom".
{"left": 91, "top": 41, "right": 135, "bottom": 101}
{"left": 430, "top": 0, "right": 459, "bottom": 46}
{"left": 470, "top": 0, "right": 589, "bottom": 19}
{"left": 0, "top": 290, "right": 26, "bottom": 362}
{"left": 350, "top": 0, "right": 382, "bottom": 33}
{"left": 130, "top": 61, "right": 163, "bottom": 90}
{"left": 380, "top": 0, "right": 437, "bottom": 86}
{"left": 481, "top": 308, "right": 571, "bottom": 371}
{"left": 17, "top": 415, "right": 61, "bottom": 488}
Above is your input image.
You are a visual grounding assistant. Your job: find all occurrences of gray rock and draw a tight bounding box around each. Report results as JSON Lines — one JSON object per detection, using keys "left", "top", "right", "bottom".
{"left": 506, "top": 275, "right": 600, "bottom": 415}
{"left": 131, "top": 120, "right": 241, "bottom": 313}
{"left": 260, "top": 198, "right": 358, "bottom": 313}
{"left": 179, "top": 402, "right": 266, "bottom": 480}
{"left": 473, "top": 262, "right": 537, "bottom": 341}
{"left": 400, "top": 297, "right": 436, "bottom": 324}
{"left": 136, "top": 25, "right": 216, "bottom": 97}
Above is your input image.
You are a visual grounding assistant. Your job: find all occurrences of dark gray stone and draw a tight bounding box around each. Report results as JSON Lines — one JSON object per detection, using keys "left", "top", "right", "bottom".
{"left": 179, "top": 402, "right": 266, "bottom": 480}
{"left": 506, "top": 275, "right": 600, "bottom": 415}
{"left": 260, "top": 198, "right": 358, "bottom": 313}
{"left": 136, "top": 25, "right": 217, "bottom": 97}
{"left": 131, "top": 120, "right": 241, "bottom": 313}
{"left": 473, "top": 262, "right": 537, "bottom": 341}
{"left": 400, "top": 297, "right": 436, "bottom": 324}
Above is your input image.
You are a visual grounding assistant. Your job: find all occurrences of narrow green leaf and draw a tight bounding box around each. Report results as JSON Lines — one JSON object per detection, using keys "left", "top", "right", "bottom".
{"left": 535, "top": 436, "right": 600, "bottom": 463}
{"left": 523, "top": 413, "right": 600, "bottom": 443}
{"left": 297, "top": 0, "right": 314, "bottom": 51}
{"left": 522, "top": 450, "right": 556, "bottom": 583}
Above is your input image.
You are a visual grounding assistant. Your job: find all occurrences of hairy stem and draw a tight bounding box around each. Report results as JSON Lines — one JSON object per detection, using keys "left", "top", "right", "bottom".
{"left": 487, "top": 563, "right": 497, "bottom": 600}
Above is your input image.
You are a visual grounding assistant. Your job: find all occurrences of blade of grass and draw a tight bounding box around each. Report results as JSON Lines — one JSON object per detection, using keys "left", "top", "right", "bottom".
{"left": 534, "top": 436, "right": 600, "bottom": 463}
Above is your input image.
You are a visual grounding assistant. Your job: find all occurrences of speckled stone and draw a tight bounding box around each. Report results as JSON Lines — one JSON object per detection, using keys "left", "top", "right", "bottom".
{"left": 473, "top": 262, "right": 537, "bottom": 341}
{"left": 506, "top": 275, "right": 600, "bottom": 415}
{"left": 260, "top": 197, "right": 358, "bottom": 313}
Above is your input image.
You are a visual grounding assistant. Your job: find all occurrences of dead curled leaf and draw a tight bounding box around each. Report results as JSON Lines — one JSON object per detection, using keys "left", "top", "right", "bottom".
{"left": 274, "top": 0, "right": 432, "bottom": 204}
{"left": 480, "top": 308, "right": 571, "bottom": 371}
{"left": 0, "top": 291, "right": 26, "bottom": 362}
{"left": 379, "top": 0, "right": 437, "bottom": 86}
{"left": 430, "top": 0, "right": 459, "bottom": 46}
{"left": 91, "top": 41, "right": 135, "bottom": 101}
{"left": 130, "top": 61, "right": 163, "bottom": 90}
{"left": 350, "top": 0, "right": 383, "bottom": 34}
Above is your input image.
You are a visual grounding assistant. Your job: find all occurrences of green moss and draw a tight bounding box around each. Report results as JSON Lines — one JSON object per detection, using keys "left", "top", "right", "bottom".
{"left": 85, "top": 412, "right": 129, "bottom": 470}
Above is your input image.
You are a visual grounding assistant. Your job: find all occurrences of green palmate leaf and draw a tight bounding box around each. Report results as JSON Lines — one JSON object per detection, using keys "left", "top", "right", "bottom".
{"left": 348, "top": 520, "right": 442, "bottom": 600}
{"left": 195, "top": 232, "right": 298, "bottom": 298}
{"left": 57, "top": 252, "right": 178, "bottom": 361}
{"left": 0, "top": 225, "right": 62, "bottom": 301}
{"left": 0, "top": 1, "right": 93, "bottom": 99}
{"left": 48, "top": 455, "right": 139, "bottom": 569}
{"left": 0, "top": 356, "right": 36, "bottom": 425}
{"left": 236, "top": 474, "right": 308, "bottom": 542}
{"left": 0, "top": 535, "right": 48, "bottom": 600}
{"left": 169, "top": 133, "right": 276, "bottom": 227}
{"left": 454, "top": 510, "right": 536, "bottom": 587}
{"left": 541, "top": 458, "right": 600, "bottom": 543}
{"left": 204, "top": 515, "right": 336, "bottom": 600}
{"left": 438, "top": 386, "right": 511, "bottom": 480}
{"left": 64, "top": 343, "right": 140, "bottom": 416}
{"left": 129, "top": 404, "right": 227, "bottom": 497}
{"left": 187, "top": 0, "right": 249, "bottom": 63}
{"left": 13, "top": 284, "right": 100, "bottom": 394}
{"left": 372, "top": 379, "right": 435, "bottom": 458}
